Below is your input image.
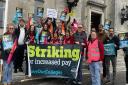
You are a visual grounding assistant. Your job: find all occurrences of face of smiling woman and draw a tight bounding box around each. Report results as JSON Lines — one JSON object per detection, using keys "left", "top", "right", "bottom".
{"left": 7, "top": 24, "right": 15, "bottom": 34}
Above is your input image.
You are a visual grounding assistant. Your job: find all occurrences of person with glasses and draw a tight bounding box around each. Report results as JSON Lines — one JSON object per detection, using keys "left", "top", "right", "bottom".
{"left": 1, "top": 23, "right": 16, "bottom": 85}
{"left": 73, "top": 24, "right": 87, "bottom": 85}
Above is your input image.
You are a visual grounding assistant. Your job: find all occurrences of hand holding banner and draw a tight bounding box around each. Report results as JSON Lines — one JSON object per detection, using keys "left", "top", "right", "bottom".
{"left": 104, "top": 43, "right": 115, "bottom": 55}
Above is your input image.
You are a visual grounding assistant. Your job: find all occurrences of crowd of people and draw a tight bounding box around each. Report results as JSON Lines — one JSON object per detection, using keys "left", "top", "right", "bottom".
{"left": 0, "top": 17, "right": 128, "bottom": 85}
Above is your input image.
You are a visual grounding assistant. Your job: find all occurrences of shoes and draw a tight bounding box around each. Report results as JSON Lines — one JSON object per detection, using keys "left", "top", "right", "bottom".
{"left": 19, "top": 68, "right": 23, "bottom": 72}
{"left": 3, "top": 83, "right": 7, "bottom": 85}
{"left": 77, "top": 82, "right": 82, "bottom": 85}
{"left": 72, "top": 81, "right": 82, "bottom": 85}
{"left": 105, "top": 80, "right": 111, "bottom": 84}
{"left": 14, "top": 69, "right": 17, "bottom": 73}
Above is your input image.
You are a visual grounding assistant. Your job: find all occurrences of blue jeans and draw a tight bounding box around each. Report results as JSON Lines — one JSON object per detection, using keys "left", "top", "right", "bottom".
{"left": 89, "top": 61, "right": 101, "bottom": 85}
{"left": 2, "top": 60, "right": 13, "bottom": 84}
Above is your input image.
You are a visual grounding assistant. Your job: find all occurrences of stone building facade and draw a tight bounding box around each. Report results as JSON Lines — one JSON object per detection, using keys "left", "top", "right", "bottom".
{"left": 0, "top": 0, "right": 5, "bottom": 34}
{"left": 4, "top": 0, "right": 128, "bottom": 34}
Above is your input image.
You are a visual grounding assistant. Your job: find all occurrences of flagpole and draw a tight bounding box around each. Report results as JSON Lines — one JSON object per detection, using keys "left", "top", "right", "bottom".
{"left": 3, "top": 0, "right": 9, "bottom": 34}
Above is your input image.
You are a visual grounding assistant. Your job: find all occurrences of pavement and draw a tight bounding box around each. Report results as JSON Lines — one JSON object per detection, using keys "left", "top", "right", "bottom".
{"left": 11, "top": 71, "right": 126, "bottom": 85}
{"left": 0, "top": 50, "right": 126, "bottom": 85}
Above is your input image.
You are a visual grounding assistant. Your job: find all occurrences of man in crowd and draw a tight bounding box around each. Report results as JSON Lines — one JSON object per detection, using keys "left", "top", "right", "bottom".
{"left": 73, "top": 23, "right": 87, "bottom": 85}
{"left": 104, "top": 28, "right": 119, "bottom": 84}
{"left": 14, "top": 19, "right": 27, "bottom": 74}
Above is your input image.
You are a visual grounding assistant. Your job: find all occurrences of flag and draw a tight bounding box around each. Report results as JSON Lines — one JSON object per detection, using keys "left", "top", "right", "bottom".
{"left": 26, "top": 17, "right": 35, "bottom": 30}
{"left": 7, "top": 39, "right": 17, "bottom": 64}
{"left": 49, "top": 24, "right": 53, "bottom": 34}
{"left": 26, "top": 17, "right": 32, "bottom": 30}
{"left": 61, "top": 22, "right": 65, "bottom": 35}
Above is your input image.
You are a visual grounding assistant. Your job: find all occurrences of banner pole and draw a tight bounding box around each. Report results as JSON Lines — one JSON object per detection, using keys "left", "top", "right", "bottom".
{"left": 3, "top": 0, "right": 9, "bottom": 33}
{"left": 27, "top": 44, "right": 31, "bottom": 77}
{"left": 75, "top": 55, "right": 81, "bottom": 79}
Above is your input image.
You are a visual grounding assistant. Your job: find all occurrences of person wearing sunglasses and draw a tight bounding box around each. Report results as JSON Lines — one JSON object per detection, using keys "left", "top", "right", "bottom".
{"left": 1, "top": 23, "right": 16, "bottom": 85}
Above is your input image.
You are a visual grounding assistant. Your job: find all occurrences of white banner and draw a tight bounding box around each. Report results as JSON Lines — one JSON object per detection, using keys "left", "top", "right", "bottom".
{"left": 47, "top": 8, "right": 58, "bottom": 18}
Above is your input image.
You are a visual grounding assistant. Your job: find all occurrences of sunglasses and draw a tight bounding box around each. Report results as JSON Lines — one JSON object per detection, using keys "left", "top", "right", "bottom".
{"left": 9, "top": 28, "right": 14, "bottom": 30}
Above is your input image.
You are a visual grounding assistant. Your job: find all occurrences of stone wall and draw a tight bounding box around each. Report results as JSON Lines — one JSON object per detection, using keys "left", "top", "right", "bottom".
{"left": 6, "top": 0, "right": 128, "bottom": 34}
{"left": 115, "top": 0, "right": 128, "bottom": 33}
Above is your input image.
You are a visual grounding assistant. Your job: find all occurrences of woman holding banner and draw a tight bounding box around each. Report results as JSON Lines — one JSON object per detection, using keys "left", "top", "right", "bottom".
{"left": 1, "top": 23, "right": 16, "bottom": 85}
{"left": 86, "top": 30, "right": 104, "bottom": 85}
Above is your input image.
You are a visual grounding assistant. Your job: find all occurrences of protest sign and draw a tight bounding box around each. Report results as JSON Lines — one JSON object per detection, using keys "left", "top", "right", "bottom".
{"left": 2, "top": 35, "right": 13, "bottom": 50}
{"left": 119, "top": 33, "right": 128, "bottom": 48}
{"left": 27, "top": 44, "right": 81, "bottom": 79}
{"left": 120, "top": 40, "right": 128, "bottom": 48}
{"left": 16, "top": 7, "right": 23, "bottom": 18}
{"left": 103, "top": 19, "right": 111, "bottom": 30}
{"left": 47, "top": 8, "right": 58, "bottom": 18}
{"left": 37, "top": 7, "right": 44, "bottom": 17}
{"left": 104, "top": 43, "right": 115, "bottom": 55}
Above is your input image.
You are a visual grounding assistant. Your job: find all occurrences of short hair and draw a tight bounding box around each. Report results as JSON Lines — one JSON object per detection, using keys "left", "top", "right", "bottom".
{"left": 99, "top": 24, "right": 103, "bottom": 28}
{"left": 7, "top": 23, "right": 14, "bottom": 28}
{"left": 19, "top": 19, "right": 25, "bottom": 23}
{"left": 109, "top": 28, "right": 114, "bottom": 30}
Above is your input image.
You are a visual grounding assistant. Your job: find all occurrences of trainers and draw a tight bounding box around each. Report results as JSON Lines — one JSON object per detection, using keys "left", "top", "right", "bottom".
{"left": 105, "top": 80, "right": 111, "bottom": 84}
{"left": 14, "top": 69, "right": 17, "bottom": 73}
{"left": 19, "top": 68, "right": 23, "bottom": 72}
{"left": 77, "top": 82, "right": 82, "bottom": 85}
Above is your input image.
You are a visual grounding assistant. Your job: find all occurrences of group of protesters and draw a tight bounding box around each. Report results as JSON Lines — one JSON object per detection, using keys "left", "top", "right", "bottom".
{"left": 1, "top": 16, "right": 128, "bottom": 85}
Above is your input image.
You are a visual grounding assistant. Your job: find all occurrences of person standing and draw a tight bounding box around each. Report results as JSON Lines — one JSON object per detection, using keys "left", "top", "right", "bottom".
{"left": 122, "top": 33, "right": 128, "bottom": 85}
{"left": 14, "top": 19, "right": 27, "bottom": 73}
{"left": 1, "top": 23, "right": 16, "bottom": 85}
{"left": 25, "top": 24, "right": 36, "bottom": 44}
{"left": 73, "top": 24, "right": 87, "bottom": 85}
{"left": 97, "top": 24, "right": 107, "bottom": 80}
{"left": 39, "top": 23, "right": 51, "bottom": 44}
{"left": 86, "top": 30, "right": 104, "bottom": 85}
{"left": 104, "top": 28, "right": 119, "bottom": 84}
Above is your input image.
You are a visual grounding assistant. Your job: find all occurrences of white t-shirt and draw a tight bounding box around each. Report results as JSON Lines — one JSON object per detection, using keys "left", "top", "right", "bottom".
{"left": 18, "top": 27, "right": 25, "bottom": 45}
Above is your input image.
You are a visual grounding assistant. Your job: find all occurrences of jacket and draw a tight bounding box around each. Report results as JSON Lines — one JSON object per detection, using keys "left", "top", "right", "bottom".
{"left": 1, "top": 32, "right": 16, "bottom": 61}
{"left": 86, "top": 38, "right": 104, "bottom": 63}
{"left": 15, "top": 26, "right": 27, "bottom": 45}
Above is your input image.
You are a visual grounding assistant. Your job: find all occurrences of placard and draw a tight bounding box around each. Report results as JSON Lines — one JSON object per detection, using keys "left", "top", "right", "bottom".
{"left": 47, "top": 8, "right": 58, "bottom": 18}
{"left": 103, "top": 19, "right": 111, "bottom": 30}
{"left": 119, "top": 33, "right": 128, "bottom": 48}
{"left": 37, "top": 7, "right": 44, "bottom": 17}
{"left": 2, "top": 35, "right": 13, "bottom": 50}
{"left": 104, "top": 43, "right": 115, "bottom": 55}
{"left": 16, "top": 7, "right": 23, "bottom": 18}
